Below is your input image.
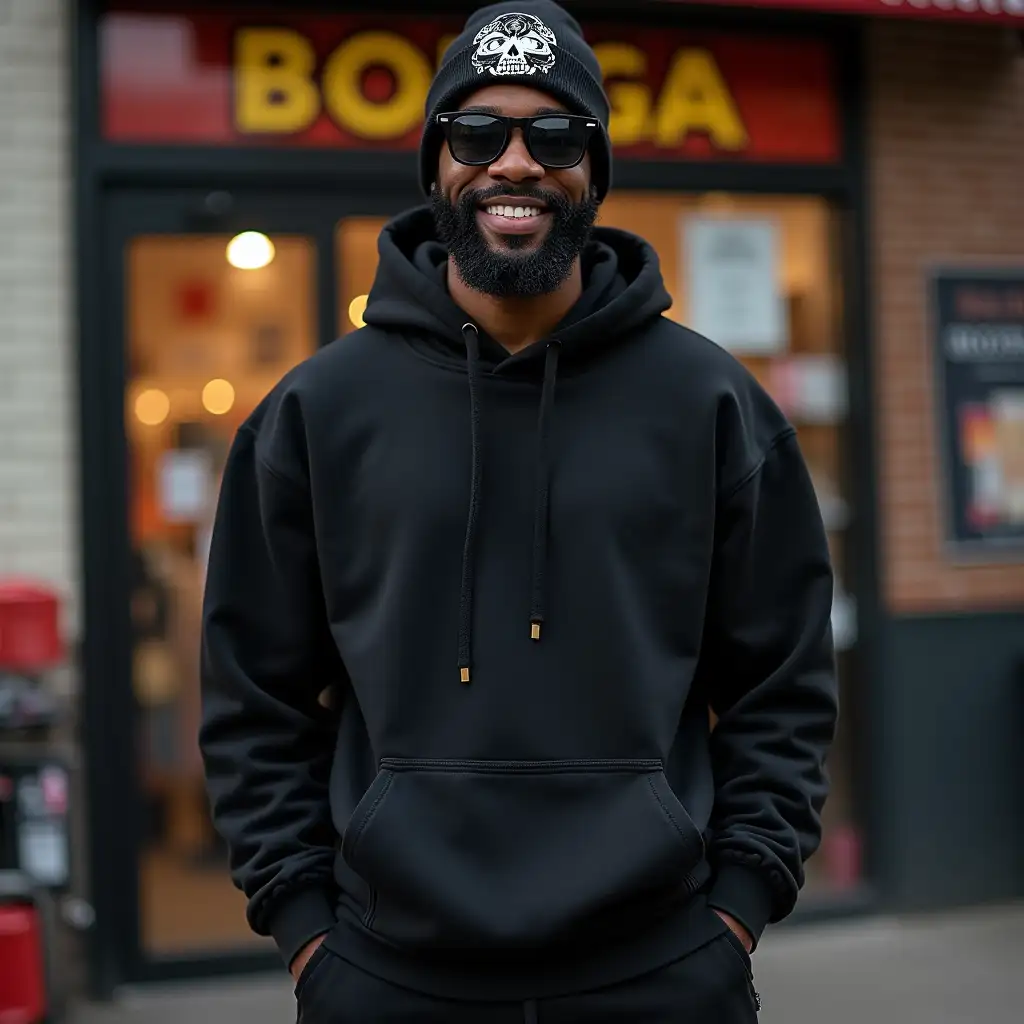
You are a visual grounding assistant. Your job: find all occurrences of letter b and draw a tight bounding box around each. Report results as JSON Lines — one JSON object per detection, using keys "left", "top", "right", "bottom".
{"left": 234, "top": 28, "right": 321, "bottom": 134}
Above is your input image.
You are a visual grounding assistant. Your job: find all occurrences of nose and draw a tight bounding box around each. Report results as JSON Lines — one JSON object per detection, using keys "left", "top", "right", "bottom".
{"left": 487, "top": 128, "right": 544, "bottom": 184}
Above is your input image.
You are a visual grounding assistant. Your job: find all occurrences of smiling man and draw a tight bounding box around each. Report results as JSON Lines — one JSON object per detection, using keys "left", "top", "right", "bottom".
{"left": 199, "top": 2, "right": 839, "bottom": 1021}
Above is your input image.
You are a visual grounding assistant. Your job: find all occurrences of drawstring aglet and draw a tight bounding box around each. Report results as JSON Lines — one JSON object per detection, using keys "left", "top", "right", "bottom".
{"left": 530, "top": 622, "right": 542, "bottom": 641}
{"left": 460, "top": 667, "right": 471, "bottom": 684}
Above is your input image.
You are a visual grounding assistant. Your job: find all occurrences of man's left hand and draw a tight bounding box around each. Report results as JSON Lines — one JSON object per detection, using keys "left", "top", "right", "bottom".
{"left": 713, "top": 909, "right": 754, "bottom": 954}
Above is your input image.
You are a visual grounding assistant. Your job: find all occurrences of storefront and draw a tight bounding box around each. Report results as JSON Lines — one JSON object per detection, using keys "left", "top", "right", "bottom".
{"left": 71, "top": 0, "right": 1024, "bottom": 998}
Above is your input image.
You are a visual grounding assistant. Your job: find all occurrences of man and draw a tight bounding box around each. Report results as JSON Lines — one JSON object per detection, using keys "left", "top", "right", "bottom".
{"left": 199, "top": 2, "right": 838, "bottom": 1020}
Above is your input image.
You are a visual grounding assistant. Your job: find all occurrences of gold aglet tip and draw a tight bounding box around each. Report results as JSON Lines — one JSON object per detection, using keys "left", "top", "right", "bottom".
{"left": 460, "top": 667, "right": 471, "bottom": 684}
{"left": 531, "top": 622, "right": 542, "bottom": 641}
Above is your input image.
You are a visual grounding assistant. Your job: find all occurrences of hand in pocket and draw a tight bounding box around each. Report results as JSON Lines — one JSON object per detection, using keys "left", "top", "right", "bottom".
{"left": 291, "top": 934, "right": 329, "bottom": 986}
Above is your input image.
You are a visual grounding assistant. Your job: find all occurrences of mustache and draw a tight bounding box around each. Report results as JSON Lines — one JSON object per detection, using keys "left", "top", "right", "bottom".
{"left": 459, "top": 184, "right": 568, "bottom": 209}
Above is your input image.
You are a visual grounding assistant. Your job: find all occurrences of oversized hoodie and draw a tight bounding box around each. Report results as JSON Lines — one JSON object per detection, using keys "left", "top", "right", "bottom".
{"left": 199, "top": 207, "right": 838, "bottom": 999}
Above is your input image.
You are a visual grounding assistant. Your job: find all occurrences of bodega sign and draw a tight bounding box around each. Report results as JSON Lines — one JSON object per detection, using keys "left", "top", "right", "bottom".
{"left": 101, "top": 12, "right": 840, "bottom": 163}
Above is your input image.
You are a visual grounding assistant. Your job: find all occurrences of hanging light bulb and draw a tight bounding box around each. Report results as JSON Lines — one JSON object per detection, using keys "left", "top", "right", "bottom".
{"left": 226, "top": 232, "right": 275, "bottom": 270}
{"left": 348, "top": 294, "right": 369, "bottom": 329}
{"left": 202, "top": 378, "right": 236, "bottom": 415}
{"left": 135, "top": 388, "right": 170, "bottom": 426}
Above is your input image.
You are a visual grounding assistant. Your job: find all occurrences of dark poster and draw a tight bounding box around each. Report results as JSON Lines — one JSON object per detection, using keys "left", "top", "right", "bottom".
{"left": 933, "top": 270, "right": 1024, "bottom": 556}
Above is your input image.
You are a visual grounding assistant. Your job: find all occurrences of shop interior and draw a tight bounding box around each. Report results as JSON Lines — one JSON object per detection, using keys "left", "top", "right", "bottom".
{"left": 125, "top": 194, "right": 862, "bottom": 956}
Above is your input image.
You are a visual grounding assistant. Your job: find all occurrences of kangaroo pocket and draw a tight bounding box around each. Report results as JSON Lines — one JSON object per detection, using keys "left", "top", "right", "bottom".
{"left": 340, "top": 757, "right": 704, "bottom": 951}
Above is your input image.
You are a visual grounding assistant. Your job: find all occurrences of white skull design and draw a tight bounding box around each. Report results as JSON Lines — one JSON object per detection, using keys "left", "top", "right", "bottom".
{"left": 471, "top": 12, "right": 558, "bottom": 77}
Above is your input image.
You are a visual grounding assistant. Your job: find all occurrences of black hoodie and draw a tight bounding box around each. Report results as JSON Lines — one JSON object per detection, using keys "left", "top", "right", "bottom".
{"left": 200, "top": 207, "right": 838, "bottom": 999}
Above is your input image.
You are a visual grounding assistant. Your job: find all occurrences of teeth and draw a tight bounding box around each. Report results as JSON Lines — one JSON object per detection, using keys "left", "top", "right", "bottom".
{"left": 486, "top": 204, "right": 541, "bottom": 219}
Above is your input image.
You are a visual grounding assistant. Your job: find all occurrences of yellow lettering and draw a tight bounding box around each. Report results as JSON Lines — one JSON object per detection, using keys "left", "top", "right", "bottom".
{"left": 437, "top": 34, "right": 459, "bottom": 68}
{"left": 653, "top": 49, "right": 748, "bottom": 151}
{"left": 323, "top": 31, "right": 433, "bottom": 140}
{"left": 594, "top": 43, "right": 652, "bottom": 148}
{"left": 234, "top": 28, "right": 321, "bottom": 133}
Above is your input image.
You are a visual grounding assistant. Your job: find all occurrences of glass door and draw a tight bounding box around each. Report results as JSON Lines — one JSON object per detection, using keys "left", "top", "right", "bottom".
{"left": 93, "top": 188, "right": 416, "bottom": 982}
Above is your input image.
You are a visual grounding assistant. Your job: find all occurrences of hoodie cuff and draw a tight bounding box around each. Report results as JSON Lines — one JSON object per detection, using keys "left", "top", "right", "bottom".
{"left": 707, "top": 864, "right": 775, "bottom": 950}
{"left": 267, "top": 886, "right": 338, "bottom": 970}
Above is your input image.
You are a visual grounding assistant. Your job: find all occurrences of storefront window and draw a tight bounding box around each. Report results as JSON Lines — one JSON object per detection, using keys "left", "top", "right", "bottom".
{"left": 125, "top": 234, "right": 317, "bottom": 954}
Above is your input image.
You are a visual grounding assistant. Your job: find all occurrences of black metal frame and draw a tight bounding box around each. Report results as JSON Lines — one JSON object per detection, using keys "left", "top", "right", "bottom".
{"left": 834, "top": 26, "right": 886, "bottom": 916}
{"left": 74, "top": 0, "right": 884, "bottom": 997}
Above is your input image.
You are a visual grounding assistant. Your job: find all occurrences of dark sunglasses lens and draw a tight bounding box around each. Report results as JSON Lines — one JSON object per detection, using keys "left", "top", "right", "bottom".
{"left": 448, "top": 114, "right": 507, "bottom": 165}
{"left": 528, "top": 117, "right": 588, "bottom": 168}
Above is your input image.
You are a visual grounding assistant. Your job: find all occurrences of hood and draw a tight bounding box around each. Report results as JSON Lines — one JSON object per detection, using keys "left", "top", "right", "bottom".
{"left": 362, "top": 206, "right": 672, "bottom": 374}
{"left": 361, "top": 205, "right": 673, "bottom": 684}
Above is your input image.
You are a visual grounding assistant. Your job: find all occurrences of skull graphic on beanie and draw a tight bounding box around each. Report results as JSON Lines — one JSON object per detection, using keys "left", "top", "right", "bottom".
{"left": 471, "top": 12, "right": 557, "bottom": 77}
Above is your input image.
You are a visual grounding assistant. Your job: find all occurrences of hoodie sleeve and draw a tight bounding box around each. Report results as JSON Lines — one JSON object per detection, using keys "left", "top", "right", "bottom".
{"left": 701, "top": 428, "right": 839, "bottom": 948}
{"left": 199, "top": 415, "right": 346, "bottom": 969}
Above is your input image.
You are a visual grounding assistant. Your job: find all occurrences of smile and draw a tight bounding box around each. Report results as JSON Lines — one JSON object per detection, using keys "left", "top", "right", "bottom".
{"left": 477, "top": 199, "right": 551, "bottom": 236}
{"left": 480, "top": 202, "right": 546, "bottom": 220}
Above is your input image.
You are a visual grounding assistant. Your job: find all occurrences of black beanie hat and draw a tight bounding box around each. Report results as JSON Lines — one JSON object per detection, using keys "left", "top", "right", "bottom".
{"left": 420, "top": 1, "right": 612, "bottom": 201}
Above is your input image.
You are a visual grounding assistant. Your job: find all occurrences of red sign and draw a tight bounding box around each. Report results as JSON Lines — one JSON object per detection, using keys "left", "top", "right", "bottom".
{"left": 677, "top": 0, "right": 1024, "bottom": 22}
{"left": 101, "top": 12, "right": 840, "bottom": 164}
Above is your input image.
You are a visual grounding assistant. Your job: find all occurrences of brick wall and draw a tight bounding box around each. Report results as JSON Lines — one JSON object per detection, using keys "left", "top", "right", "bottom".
{"left": 0, "top": 0, "right": 77, "bottom": 629}
{"left": 868, "top": 20, "right": 1024, "bottom": 614}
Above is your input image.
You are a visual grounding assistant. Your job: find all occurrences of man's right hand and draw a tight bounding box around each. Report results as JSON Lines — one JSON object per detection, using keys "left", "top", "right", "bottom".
{"left": 290, "top": 933, "right": 328, "bottom": 984}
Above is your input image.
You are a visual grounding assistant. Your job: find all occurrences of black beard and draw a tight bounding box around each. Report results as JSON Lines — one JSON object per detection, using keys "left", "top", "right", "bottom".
{"left": 431, "top": 183, "right": 599, "bottom": 298}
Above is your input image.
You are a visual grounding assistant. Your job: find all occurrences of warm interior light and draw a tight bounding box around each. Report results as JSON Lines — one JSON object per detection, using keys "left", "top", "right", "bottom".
{"left": 226, "top": 232, "right": 275, "bottom": 270}
{"left": 202, "top": 378, "right": 236, "bottom": 415}
{"left": 699, "top": 192, "right": 738, "bottom": 212}
{"left": 135, "top": 388, "right": 170, "bottom": 426}
{"left": 349, "top": 294, "right": 369, "bottom": 329}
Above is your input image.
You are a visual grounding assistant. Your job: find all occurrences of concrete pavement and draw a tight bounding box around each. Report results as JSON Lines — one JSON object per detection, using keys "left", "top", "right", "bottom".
{"left": 71, "top": 902, "right": 1024, "bottom": 1024}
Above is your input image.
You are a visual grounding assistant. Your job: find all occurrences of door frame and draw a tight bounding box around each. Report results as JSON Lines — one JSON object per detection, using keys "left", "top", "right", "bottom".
{"left": 81, "top": 186, "right": 419, "bottom": 990}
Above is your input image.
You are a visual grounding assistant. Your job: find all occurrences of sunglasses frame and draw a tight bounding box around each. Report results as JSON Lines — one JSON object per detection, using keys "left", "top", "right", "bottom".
{"left": 435, "top": 112, "right": 600, "bottom": 170}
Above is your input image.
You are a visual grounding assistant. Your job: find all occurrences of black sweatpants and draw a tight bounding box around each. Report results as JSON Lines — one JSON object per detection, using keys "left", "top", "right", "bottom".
{"left": 295, "top": 928, "right": 760, "bottom": 1023}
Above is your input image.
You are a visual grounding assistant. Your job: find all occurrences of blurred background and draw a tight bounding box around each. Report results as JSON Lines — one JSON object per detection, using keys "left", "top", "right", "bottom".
{"left": 0, "top": 0, "right": 1021, "bottom": 1020}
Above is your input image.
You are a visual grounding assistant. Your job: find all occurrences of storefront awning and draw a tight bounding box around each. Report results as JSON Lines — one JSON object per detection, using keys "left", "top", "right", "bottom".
{"left": 667, "top": 1, "right": 1024, "bottom": 25}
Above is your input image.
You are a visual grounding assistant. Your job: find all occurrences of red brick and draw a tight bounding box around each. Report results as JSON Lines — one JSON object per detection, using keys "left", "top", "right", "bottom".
{"left": 868, "top": 20, "right": 1024, "bottom": 614}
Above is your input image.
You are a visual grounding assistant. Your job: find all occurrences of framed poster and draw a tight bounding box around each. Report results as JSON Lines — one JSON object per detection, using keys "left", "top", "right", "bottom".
{"left": 932, "top": 269, "right": 1024, "bottom": 558}
{"left": 685, "top": 217, "right": 787, "bottom": 354}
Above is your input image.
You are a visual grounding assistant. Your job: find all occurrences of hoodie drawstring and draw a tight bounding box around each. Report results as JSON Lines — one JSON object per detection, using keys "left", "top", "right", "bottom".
{"left": 457, "top": 325, "right": 562, "bottom": 684}
{"left": 530, "top": 340, "right": 561, "bottom": 642}
{"left": 458, "top": 324, "right": 483, "bottom": 684}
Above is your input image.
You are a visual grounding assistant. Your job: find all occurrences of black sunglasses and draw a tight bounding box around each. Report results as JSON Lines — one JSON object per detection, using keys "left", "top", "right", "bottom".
{"left": 436, "top": 111, "right": 600, "bottom": 170}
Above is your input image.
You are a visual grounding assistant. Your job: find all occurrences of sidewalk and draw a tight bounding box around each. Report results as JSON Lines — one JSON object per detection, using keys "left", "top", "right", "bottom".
{"left": 71, "top": 902, "right": 1024, "bottom": 1024}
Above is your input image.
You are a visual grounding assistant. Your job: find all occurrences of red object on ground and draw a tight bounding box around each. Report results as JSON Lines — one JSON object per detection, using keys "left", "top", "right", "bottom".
{"left": 823, "top": 824, "right": 863, "bottom": 890}
{"left": 0, "top": 581, "right": 63, "bottom": 672}
{"left": 0, "top": 903, "right": 48, "bottom": 1024}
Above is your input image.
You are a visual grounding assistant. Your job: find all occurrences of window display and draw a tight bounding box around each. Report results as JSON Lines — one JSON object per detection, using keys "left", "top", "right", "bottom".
{"left": 126, "top": 234, "right": 317, "bottom": 953}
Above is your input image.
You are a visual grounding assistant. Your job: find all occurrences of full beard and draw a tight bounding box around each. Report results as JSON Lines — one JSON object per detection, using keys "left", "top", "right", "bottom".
{"left": 431, "top": 184, "right": 599, "bottom": 299}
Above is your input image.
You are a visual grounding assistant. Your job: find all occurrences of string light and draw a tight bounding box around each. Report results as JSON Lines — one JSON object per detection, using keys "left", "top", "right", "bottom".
{"left": 202, "top": 379, "right": 236, "bottom": 415}
{"left": 135, "top": 389, "right": 170, "bottom": 426}
{"left": 349, "top": 294, "right": 369, "bottom": 329}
